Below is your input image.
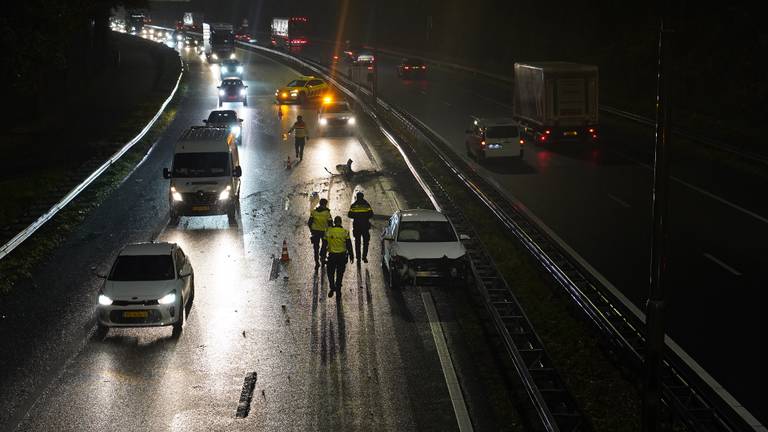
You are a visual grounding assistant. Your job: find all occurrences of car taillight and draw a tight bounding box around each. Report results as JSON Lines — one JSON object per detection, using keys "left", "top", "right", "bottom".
{"left": 480, "top": 140, "right": 486, "bottom": 148}
{"left": 540, "top": 135, "right": 547, "bottom": 141}
{"left": 588, "top": 128, "right": 595, "bottom": 133}
{"left": 421, "top": 66, "right": 426, "bottom": 69}
{"left": 404, "top": 66, "right": 410, "bottom": 70}
{"left": 519, "top": 139, "right": 525, "bottom": 145}
{"left": 545, "top": 130, "right": 551, "bottom": 135}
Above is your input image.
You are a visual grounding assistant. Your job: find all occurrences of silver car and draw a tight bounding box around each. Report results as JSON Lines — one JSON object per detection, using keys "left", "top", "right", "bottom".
{"left": 96, "top": 242, "right": 194, "bottom": 336}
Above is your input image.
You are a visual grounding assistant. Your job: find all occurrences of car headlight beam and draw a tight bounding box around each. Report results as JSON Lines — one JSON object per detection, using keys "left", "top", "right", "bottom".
{"left": 98, "top": 294, "right": 113, "bottom": 306}
{"left": 158, "top": 291, "right": 177, "bottom": 305}
{"left": 219, "top": 89, "right": 225, "bottom": 96}
{"left": 348, "top": 117, "right": 356, "bottom": 125}
{"left": 236, "top": 66, "right": 244, "bottom": 73}
{"left": 219, "top": 185, "right": 232, "bottom": 201}
{"left": 240, "top": 89, "right": 246, "bottom": 96}
{"left": 319, "top": 118, "right": 327, "bottom": 126}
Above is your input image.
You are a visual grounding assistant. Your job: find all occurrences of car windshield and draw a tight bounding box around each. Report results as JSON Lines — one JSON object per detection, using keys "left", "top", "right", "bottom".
{"left": 323, "top": 103, "right": 350, "bottom": 114}
{"left": 221, "top": 60, "right": 239, "bottom": 67}
{"left": 172, "top": 152, "right": 230, "bottom": 177}
{"left": 485, "top": 126, "right": 518, "bottom": 138}
{"left": 222, "top": 80, "right": 242, "bottom": 87}
{"left": 398, "top": 221, "right": 457, "bottom": 242}
{"left": 286, "top": 80, "right": 307, "bottom": 87}
{"left": 208, "top": 111, "right": 236, "bottom": 122}
{"left": 109, "top": 255, "right": 175, "bottom": 281}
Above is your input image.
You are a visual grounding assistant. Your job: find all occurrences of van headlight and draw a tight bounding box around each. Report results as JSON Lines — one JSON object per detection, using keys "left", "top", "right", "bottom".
{"left": 219, "top": 185, "right": 231, "bottom": 201}
{"left": 158, "top": 291, "right": 177, "bottom": 305}
{"left": 219, "top": 89, "right": 225, "bottom": 96}
{"left": 240, "top": 89, "right": 246, "bottom": 96}
{"left": 171, "top": 186, "right": 183, "bottom": 202}
{"left": 319, "top": 118, "right": 327, "bottom": 126}
{"left": 236, "top": 66, "right": 243, "bottom": 73}
{"left": 348, "top": 117, "right": 356, "bottom": 125}
{"left": 230, "top": 53, "right": 236, "bottom": 59}
{"left": 98, "top": 294, "right": 113, "bottom": 306}
{"left": 230, "top": 125, "right": 241, "bottom": 136}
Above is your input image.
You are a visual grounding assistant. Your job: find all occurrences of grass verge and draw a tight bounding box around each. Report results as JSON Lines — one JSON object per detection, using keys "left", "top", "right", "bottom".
{"left": 0, "top": 81, "right": 185, "bottom": 295}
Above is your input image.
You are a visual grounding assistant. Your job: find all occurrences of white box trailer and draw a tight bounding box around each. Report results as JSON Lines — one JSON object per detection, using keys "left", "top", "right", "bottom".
{"left": 513, "top": 62, "right": 599, "bottom": 143}
{"left": 202, "top": 22, "right": 235, "bottom": 62}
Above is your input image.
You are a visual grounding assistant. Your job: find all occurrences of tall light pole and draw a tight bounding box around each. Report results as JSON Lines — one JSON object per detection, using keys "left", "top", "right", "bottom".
{"left": 643, "top": 6, "right": 674, "bottom": 432}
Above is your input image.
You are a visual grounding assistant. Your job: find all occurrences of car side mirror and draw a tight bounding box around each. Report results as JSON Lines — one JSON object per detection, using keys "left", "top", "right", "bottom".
{"left": 238, "top": 118, "right": 243, "bottom": 123}
{"left": 459, "top": 234, "right": 471, "bottom": 241}
{"left": 163, "top": 168, "right": 172, "bottom": 179}
{"left": 179, "top": 269, "right": 191, "bottom": 278}
{"left": 244, "top": 85, "right": 248, "bottom": 89}
{"left": 233, "top": 166, "right": 242, "bottom": 177}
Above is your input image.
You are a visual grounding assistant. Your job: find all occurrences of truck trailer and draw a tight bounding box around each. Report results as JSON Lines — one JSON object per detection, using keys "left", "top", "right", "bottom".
{"left": 203, "top": 22, "right": 235, "bottom": 63}
{"left": 270, "top": 17, "right": 309, "bottom": 49}
{"left": 513, "top": 62, "right": 599, "bottom": 143}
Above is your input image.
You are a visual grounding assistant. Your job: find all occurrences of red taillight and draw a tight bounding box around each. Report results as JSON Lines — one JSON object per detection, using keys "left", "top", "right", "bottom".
{"left": 592, "top": 134, "right": 598, "bottom": 139}
{"left": 367, "top": 66, "right": 373, "bottom": 70}
{"left": 421, "top": 66, "right": 426, "bottom": 69}
{"left": 540, "top": 135, "right": 547, "bottom": 141}
{"left": 333, "top": 55, "right": 339, "bottom": 60}
{"left": 545, "top": 130, "right": 551, "bottom": 135}
{"left": 588, "top": 128, "right": 595, "bottom": 133}
{"left": 519, "top": 139, "right": 525, "bottom": 145}
{"left": 480, "top": 140, "right": 486, "bottom": 148}
{"left": 404, "top": 66, "right": 410, "bottom": 70}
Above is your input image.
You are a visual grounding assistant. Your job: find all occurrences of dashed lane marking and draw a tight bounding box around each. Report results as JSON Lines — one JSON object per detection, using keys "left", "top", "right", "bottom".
{"left": 421, "top": 291, "right": 474, "bottom": 432}
{"left": 607, "top": 193, "right": 631, "bottom": 208}
{"left": 703, "top": 253, "right": 743, "bottom": 276}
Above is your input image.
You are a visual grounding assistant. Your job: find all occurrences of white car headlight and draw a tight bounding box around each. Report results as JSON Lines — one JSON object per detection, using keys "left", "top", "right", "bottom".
{"left": 212, "top": 53, "right": 218, "bottom": 60}
{"left": 221, "top": 67, "right": 228, "bottom": 74}
{"left": 290, "top": 91, "right": 298, "bottom": 96}
{"left": 98, "top": 294, "right": 113, "bottom": 306}
{"left": 230, "top": 53, "right": 236, "bottom": 59}
{"left": 319, "top": 118, "right": 327, "bottom": 126}
{"left": 219, "top": 89, "right": 225, "bottom": 96}
{"left": 230, "top": 125, "right": 241, "bottom": 136}
{"left": 348, "top": 117, "right": 356, "bottom": 125}
{"left": 240, "top": 89, "right": 246, "bottom": 96}
{"left": 219, "top": 185, "right": 232, "bottom": 201}
{"left": 158, "top": 291, "right": 177, "bottom": 305}
{"left": 176, "top": 35, "right": 183, "bottom": 41}
{"left": 171, "top": 186, "right": 183, "bottom": 202}
{"left": 236, "top": 66, "right": 243, "bottom": 73}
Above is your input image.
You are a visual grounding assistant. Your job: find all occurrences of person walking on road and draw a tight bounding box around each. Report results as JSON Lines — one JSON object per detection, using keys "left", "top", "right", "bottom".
{"left": 325, "top": 216, "right": 354, "bottom": 298}
{"left": 347, "top": 191, "right": 373, "bottom": 264}
{"left": 287, "top": 115, "right": 309, "bottom": 161}
{"left": 307, "top": 198, "right": 332, "bottom": 268}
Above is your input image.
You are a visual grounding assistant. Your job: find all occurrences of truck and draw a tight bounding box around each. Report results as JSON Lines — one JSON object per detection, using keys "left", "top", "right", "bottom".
{"left": 127, "top": 13, "right": 145, "bottom": 34}
{"left": 182, "top": 12, "right": 204, "bottom": 31}
{"left": 512, "top": 62, "right": 599, "bottom": 143}
{"left": 270, "top": 17, "right": 309, "bottom": 49}
{"left": 202, "top": 22, "right": 235, "bottom": 63}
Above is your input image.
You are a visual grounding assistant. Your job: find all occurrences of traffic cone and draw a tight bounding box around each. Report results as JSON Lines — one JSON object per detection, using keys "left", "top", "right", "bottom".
{"left": 286, "top": 156, "right": 292, "bottom": 170}
{"left": 280, "top": 239, "right": 290, "bottom": 262}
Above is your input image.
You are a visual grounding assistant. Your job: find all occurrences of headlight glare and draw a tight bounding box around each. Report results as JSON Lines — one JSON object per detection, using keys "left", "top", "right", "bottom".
{"left": 158, "top": 291, "right": 177, "bottom": 305}
{"left": 98, "top": 294, "right": 113, "bottom": 306}
{"left": 348, "top": 117, "right": 356, "bottom": 125}
{"left": 236, "top": 66, "right": 244, "bottom": 73}
{"left": 219, "top": 89, "right": 225, "bottom": 96}
{"left": 219, "top": 185, "right": 232, "bottom": 201}
{"left": 221, "top": 67, "right": 228, "bottom": 73}
{"left": 230, "top": 125, "right": 241, "bottom": 136}
{"left": 212, "top": 53, "right": 218, "bottom": 60}
{"left": 230, "top": 53, "right": 236, "bottom": 59}
{"left": 319, "top": 118, "right": 327, "bottom": 126}
{"left": 240, "top": 89, "right": 246, "bottom": 96}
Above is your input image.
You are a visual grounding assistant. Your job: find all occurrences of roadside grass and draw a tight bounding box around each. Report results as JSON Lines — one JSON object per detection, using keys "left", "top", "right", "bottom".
{"left": 373, "top": 106, "right": 642, "bottom": 431}
{"left": 0, "top": 92, "right": 182, "bottom": 295}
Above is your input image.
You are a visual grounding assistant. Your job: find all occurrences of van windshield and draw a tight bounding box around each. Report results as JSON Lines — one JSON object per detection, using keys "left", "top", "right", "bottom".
{"left": 485, "top": 126, "right": 518, "bottom": 138}
{"left": 172, "top": 152, "right": 230, "bottom": 177}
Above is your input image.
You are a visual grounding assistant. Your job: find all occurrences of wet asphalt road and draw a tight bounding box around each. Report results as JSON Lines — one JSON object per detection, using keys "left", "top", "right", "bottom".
{"left": 5, "top": 44, "right": 522, "bottom": 431}
{"left": 288, "top": 42, "right": 768, "bottom": 423}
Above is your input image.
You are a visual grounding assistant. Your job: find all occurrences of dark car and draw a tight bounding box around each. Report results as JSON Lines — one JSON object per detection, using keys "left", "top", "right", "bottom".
{"left": 219, "top": 59, "right": 244, "bottom": 79}
{"left": 397, "top": 58, "right": 427, "bottom": 78}
{"left": 218, "top": 78, "right": 248, "bottom": 106}
{"left": 235, "top": 32, "right": 257, "bottom": 43}
{"left": 203, "top": 110, "right": 243, "bottom": 144}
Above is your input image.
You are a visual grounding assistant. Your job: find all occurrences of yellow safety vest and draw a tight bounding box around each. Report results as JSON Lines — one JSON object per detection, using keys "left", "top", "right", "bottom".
{"left": 325, "top": 226, "right": 350, "bottom": 254}
{"left": 292, "top": 121, "right": 308, "bottom": 138}
{"left": 310, "top": 208, "right": 331, "bottom": 231}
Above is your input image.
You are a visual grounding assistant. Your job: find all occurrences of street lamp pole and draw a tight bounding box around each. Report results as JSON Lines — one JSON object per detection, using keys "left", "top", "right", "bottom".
{"left": 643, "top": 7, "right": 674, "bottom": 432}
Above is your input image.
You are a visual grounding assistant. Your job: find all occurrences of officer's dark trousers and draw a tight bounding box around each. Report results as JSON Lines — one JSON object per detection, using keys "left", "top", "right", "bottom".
{"left": 295, "top": 137, "right": 306, "bottom": 160}
{"left": 310, "top": 230, "right": 327, "bottom": 263}
{"left": 326, "top": 253, "right": 347, "bottom": 291}
{"left": 353, "top": 228, "right": 370, "bottom": 260}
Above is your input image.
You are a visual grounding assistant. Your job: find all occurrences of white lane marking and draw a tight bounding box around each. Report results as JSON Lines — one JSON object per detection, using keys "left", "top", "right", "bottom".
{"left": 284, "top": 197, "right": 290, "bottom": 211}
{"left": 703, "top": 253, "right": 743, "bottom": 276}
{"left": 608, "top": 149, "right": 768, "bottom": 225}
{"left": 607, "top": 193, "right": 631, "bottom": 208}
{"left": 421, "top": 291, "right": 474, "bottom": 432}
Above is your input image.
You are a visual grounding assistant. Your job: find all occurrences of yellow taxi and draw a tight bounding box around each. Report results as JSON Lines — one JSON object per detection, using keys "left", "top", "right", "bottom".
{"left": 274, "top": 76, "right": 329, "bottom": 104}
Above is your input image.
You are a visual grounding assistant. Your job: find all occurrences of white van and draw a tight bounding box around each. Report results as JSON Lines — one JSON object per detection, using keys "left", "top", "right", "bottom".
{"left": 163, "top": 127, "right": 242, "bottom": 224}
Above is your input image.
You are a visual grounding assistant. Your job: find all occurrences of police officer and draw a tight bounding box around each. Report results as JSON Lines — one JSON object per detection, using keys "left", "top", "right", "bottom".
{"left": 325, "top": 216, "right": 354, "bottom": 297}
{"left": 307, "top": 198, "right": 332, "bottom": 267}
{"left": 347, "top": 191, "right": 373, "bottom": 264}
{"left": 287, "top": 115, "right": 309, "bottom": 160}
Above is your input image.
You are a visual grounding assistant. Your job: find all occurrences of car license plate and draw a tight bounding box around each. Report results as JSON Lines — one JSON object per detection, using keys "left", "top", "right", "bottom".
{"left": 192, "top": 205, "right": 210, "bottom": 211}
{"left": 565, "top": 131, "right": 578, "bottom": 136}
{"left": 123, "top": 311, "right": 148, "bottom": 318}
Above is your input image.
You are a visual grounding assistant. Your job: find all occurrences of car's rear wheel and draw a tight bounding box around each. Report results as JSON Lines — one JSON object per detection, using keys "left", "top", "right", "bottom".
{"left": 388, "top": 262, "right": 401, "bottom": 289}
{"left": 172, "top": 296, "right": 184, "bottom": 337}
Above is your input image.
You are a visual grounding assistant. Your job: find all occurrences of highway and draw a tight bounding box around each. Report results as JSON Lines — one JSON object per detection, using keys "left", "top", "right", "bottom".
{"left": 288, "top": 41, "right": 768, "bottom": 423}
{"left": 0, "top": 45, "right": 521, "bottom": 431}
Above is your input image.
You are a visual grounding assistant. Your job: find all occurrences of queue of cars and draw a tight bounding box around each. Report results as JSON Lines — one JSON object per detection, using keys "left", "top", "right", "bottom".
{"left": 96, "top": 33, "right": 474, "bottom": 338}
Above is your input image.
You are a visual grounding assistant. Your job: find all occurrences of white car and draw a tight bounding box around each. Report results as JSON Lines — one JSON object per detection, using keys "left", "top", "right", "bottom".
{"left": 381, "top": 209, "right": 470, "bottom": 288}
{"left": 465, "top": 117, "right": 525, "bottom": 160}
{"left": 96, "top": 242, "right": 194, "bottom": 336}
{"left": 318, "top": 100, "right": 356, "bottom": 136}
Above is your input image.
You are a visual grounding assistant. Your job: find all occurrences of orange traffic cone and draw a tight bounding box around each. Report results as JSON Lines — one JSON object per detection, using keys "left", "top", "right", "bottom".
{"left": 280, "top": 239, "right": 290, "bottom": 262}
{"left": 286, "top": 156, "right": 292, "bottom": 170}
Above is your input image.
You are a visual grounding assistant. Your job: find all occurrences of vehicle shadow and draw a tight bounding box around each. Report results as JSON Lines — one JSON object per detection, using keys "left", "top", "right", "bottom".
{"left": 530, "top": 140, "right": 632, "bottom": 166}
{"left": 475, "top": 156, "right": 538, "bottom": 175}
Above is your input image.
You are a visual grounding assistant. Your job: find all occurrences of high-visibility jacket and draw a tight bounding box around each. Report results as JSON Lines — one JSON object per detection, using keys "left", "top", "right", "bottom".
{"left": 308, "top": 207, "right": 332, "bottom": 232}
{"left": 325, "top": 226, "right": 353, "bottom": 255}
{"left": 289, "top": 121, "right": 308, "bottom": 138}
{"left": 347, "top": 198, "right": 373, "bottom": 231}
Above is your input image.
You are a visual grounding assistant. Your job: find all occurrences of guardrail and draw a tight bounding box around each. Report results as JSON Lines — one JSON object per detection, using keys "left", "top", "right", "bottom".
{"left": 0, "top": 46, "right": 183, "bottom": 262}
{"left": 227, "top": 37, "right": 589, "bottom": 432}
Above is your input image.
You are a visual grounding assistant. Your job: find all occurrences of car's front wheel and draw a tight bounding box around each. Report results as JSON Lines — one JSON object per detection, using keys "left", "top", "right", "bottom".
{"left": 388, "top": 262, "right": 401, "bottom": 289}
{"left": 172, "top": 295, "right": 184, "bottom": 337}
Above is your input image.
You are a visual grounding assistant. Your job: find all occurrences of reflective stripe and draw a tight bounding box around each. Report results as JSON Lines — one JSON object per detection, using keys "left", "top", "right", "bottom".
{"left": 325, "top": 227, "right": 350, "bottom": 253}
{"left": 349, "top": 206, "right": 372, "bottom": 213}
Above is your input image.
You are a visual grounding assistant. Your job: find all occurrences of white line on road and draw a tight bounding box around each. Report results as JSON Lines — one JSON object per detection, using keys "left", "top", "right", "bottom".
{"left": 421, "top": 291, "right": 474, "bottom": 432}
{"left": 703, "top": 253, "right": 743, "bottom": 276}
{"left": 607, "top": 193, "right": 631, "bottom": 208}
